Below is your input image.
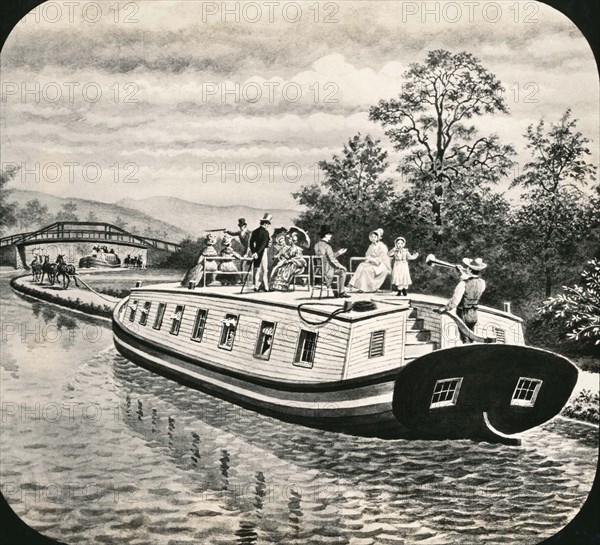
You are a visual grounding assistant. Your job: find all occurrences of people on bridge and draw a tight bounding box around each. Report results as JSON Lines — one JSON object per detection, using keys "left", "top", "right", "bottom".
{"left": 348, "top": 228, "right": 390, "bottom": 293}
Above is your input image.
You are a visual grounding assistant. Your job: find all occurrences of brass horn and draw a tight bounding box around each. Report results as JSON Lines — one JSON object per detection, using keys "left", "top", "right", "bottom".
{"left": 425, "top": 254, "right": 459, "bottom": 270}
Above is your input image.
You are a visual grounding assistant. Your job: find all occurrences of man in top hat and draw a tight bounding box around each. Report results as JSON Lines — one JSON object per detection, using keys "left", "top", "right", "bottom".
{"left": 225, "top": 218, "right": 251, "bottom": 255}
{"left": 314, "top": 225, "right": 350, "bottom": 298}
{"left": 438, "top": 257, "right": 487, "bottom": 342}
{"left": 249, "top": 213, "right": 272, "bottom": 291}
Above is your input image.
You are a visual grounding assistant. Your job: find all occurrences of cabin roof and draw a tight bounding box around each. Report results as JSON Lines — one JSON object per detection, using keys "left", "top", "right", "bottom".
{"left": 129, "top": 283, "right": 521, "bottom": 323}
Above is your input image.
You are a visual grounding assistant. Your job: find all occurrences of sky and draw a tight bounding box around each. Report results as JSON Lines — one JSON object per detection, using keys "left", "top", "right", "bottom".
{"left": 1, "top": 0, "right": 598, "bottom": 209}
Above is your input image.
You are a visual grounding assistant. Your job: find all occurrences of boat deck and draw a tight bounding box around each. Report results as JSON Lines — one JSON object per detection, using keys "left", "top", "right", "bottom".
{"left": 131, "top": 282, "right": 429, "bottom": 318}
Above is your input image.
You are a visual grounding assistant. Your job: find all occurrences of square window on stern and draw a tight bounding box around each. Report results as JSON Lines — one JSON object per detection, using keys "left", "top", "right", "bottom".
{"left": 430, "top": 377, "right": 463, "bottom": 409}
{"left": 511, "top": 377, "right": 543, "bottom": 407}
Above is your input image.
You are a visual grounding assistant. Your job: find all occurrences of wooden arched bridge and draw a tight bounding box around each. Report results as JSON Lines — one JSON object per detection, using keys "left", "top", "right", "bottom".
{"left": 0, "top": 222, "right": 181, "bottom": 269}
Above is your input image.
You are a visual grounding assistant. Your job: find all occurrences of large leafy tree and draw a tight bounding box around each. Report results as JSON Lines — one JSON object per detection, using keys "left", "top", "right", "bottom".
{"left": 0, "top": 165, "right": 19, "bottom": 235}
{"left": 370, "top": 50, "right": 515, "bottom": 243}
{"left": 511, "top": 109, "right": 597, "bottom": 296}
{"left": 293, "top": 133, "right": 396, "bottom": 257}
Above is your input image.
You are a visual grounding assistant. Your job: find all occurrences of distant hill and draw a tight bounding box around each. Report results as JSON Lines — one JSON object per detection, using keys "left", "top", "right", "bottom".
{"left": 6, "top": 190, "right": 190, "bottom": 242}
{"left": 116, "top": 196, "right": 300, "bottom": 237}
{"left": 5, "top": 190, "right": 302, "bottom": 243}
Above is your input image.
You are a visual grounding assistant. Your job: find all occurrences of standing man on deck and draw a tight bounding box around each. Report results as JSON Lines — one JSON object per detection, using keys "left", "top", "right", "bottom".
{"left": 225, "top": 218, "right": 251, "bottom": 256}
{"left": 249, "top": 213, "right": 272, "bottom": 292}
{"left": 437, "top": 257, "right": 487, "bottom": 342}
{"left": 314, "top": 224, "right": 350, "bottom": 298}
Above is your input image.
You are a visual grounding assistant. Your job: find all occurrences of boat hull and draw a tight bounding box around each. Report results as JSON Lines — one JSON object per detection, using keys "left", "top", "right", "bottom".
{"left": 113, "top": 320, "right": 407, "bottom": 438}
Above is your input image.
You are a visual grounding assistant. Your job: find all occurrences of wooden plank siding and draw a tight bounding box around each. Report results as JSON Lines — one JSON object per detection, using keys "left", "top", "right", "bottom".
{"left": 121, "top": 290, "right": 351, "bottom": 383}
{"left": 344, "top": 310, "right": 408, "bottom": 379}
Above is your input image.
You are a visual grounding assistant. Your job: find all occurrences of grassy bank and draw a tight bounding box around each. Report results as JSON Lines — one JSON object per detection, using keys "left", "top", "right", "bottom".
{"left": 11, "top": 275, "right": 114, "bottom": 319}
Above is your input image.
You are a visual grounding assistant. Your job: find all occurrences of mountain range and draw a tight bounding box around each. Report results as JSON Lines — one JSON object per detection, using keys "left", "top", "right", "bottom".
{"left": 6, "top": 190, "right": 300, "bottom": 243}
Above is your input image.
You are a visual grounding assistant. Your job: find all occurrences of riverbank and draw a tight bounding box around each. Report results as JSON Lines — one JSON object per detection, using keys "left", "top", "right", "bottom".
{"left": 11, "top": 274, "right": 119, "bottom": 320}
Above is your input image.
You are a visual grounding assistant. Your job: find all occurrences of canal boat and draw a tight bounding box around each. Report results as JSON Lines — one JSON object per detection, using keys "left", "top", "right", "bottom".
{"left": 112, "top": 282, "right": 578, "bottom": 445}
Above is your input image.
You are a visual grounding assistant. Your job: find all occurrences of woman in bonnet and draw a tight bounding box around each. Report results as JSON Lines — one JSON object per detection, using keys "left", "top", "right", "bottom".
{"left": 348, "top": 228, "right": 391, "bottom": 293}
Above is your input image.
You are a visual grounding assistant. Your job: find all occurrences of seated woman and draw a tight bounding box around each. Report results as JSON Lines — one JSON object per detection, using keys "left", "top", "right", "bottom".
{"left": 270, "top": 227, "right": 308, "bottom": 291}
{"left": 181, "top": 233, "right": 218, "bottom": 287}
{"left": 348, "top": 228, "right": 391, "bottom": 293}
{"left": 218, "top": 234, "right": 243, "bottom": 285}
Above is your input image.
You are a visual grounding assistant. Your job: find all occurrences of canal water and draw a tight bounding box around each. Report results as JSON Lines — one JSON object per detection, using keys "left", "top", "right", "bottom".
{"left": 1, "top": 273, "right": 598, "bottom": 545}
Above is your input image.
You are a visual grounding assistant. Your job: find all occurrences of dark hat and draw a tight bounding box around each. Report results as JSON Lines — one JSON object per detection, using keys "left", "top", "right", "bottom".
{"left": 260, "top": 213, "right": 272, "bottom": 225}
{"left": 319, "top": 224, "right": 333, "bottom": 237}
{"left": 238, "top": 218, "right": 247, "bottom": 227}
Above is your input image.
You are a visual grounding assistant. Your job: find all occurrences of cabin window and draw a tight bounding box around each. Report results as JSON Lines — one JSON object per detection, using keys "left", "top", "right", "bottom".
{"left": 255, "top": 321, "right": 277, "bottom": 360}
{"left": 191, "top": 309, "right": 208, "bottom": 342}
{"left": 139, "top": 302, "right": 151, "bottom": 326}
{"left": 369, "top": 330, "right": 386, "bottom": 358}
{"left": 294, "top": 330, "right": 318, "bottom": 368}
{"left": 170, "top": 305, "right": 185, "bottom": 336}
{"left": 153, "top": 303, "right": 166, "bottom": 330}
{"left": 219, "top": 314, "right": 239, "bottom": 351}
{"left": 430, "top": 377, "right": 463, "bottom": 409}
{"left": 128, "top": 300, "right": 138, "bottom": 322}
{"left": 511, "top": 378, "right": 542, "bottom": 407}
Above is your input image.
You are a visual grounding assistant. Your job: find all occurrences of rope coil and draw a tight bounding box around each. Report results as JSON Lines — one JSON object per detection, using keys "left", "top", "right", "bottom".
{"left": 297, "top": 300, "right": 377, "bottom": 326}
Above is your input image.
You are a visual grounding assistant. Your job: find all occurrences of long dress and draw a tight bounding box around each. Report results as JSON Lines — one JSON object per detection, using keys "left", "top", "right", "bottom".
{"left": 218, "top": 245, "right": 241, "bottom": 285}
{"left": 389, "top": 248, "right": 418, "bottom": 288}
{"left": 181, "top": 245, "right": 218, "bottom": 286}
{"left": 349, "top": 241, "right": 391, "bottom": 292}
{"left": 270, "top": 245, "right": 307, "bottom": 291}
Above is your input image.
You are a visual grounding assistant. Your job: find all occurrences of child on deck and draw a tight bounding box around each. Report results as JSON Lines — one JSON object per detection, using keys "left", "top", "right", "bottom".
{"left": 389, "top": 237, "right": 419, "bottom": 296}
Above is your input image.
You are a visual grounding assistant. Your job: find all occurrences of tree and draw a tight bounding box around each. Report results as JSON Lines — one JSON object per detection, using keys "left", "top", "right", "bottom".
{"left": 511, "top": 109, "right": 597, "bottom": 296}
{"left": 539, "top": 259, "right": 600, "bottom": 347}
{"left": 293, "top": 133, "right": 396, "bottom": 257}
{"left": 370, "top": 50, "right": 515, "bottom": 244}
{"left": 113, "top": 215, "right": 128, "bottom": 230}
{"left": 15, "top": 199, "right": 51, "bottom": 230}
{"left": 0, "top": 165, "right": 19, "bottom": 235}
{"left": 86, "top": 210, "right": 99, "bottom": 222}
{"left": 54, "top": 201, "right": 79, "bottom": 222}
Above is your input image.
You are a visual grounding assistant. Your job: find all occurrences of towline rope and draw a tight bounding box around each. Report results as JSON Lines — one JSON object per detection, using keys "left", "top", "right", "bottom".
{"left": 297, "top": 300, "right": 377, "bottom": 326}
{"left": 72, "top": 275, "right": 121, "bottom": 304}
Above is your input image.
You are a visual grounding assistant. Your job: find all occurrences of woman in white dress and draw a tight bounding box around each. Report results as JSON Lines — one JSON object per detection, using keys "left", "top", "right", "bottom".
{"left": 389, "top": 237, "right": 419, "bottom": 296}
{"left": 348, "top": 228, "right": 391, "bottom": 293}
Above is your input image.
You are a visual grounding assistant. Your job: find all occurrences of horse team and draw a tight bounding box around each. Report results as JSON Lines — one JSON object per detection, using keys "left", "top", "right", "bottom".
{"left": 30, "top": 255, "right": 79, "bottom": 289}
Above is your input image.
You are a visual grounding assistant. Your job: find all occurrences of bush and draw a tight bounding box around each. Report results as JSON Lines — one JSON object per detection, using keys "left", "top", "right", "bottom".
{"left": 562, "top": 389, "right": 600, "bottom": 425}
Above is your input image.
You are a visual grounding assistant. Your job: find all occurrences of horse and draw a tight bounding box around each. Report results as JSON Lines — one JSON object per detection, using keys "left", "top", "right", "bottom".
{"left": 39, "top": 256, "right": 56, "bottom": 285}
{"left": 55, "top": 255, "right": 79, "bottom": 289}
{"left": 30, "top": 256, "right": 42, "bottom": 282}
